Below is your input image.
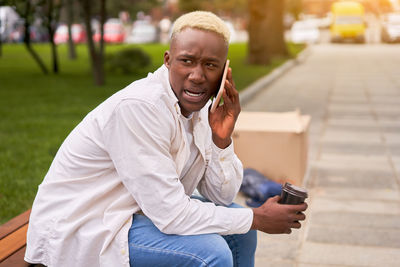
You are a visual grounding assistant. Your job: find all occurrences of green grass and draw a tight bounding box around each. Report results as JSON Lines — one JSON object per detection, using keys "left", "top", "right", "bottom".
{"left": 0, "top": 42, "right": 303, "bottom": 223}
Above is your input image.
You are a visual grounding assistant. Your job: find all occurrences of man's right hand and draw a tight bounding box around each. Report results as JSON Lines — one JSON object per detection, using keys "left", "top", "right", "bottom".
{"left": 250, "top": 195, "right": 307, "bottom": 234}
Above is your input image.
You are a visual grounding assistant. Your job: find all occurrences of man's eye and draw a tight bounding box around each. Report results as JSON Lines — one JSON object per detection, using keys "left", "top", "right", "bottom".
{"left": 206, "top": 63, "right": 217, "bottom": 68}
{"left": 181, "top": 59, "right": 192, "bottom": 64}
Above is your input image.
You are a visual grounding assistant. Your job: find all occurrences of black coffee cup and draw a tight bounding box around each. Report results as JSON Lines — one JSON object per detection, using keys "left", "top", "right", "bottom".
{"left": 279, "top": 182, "right": 308, "bottom": 205}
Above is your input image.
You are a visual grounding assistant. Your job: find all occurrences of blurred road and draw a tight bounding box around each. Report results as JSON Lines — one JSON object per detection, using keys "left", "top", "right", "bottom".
{"left": 238, "top": 43, "right": 400, "bottom": 266}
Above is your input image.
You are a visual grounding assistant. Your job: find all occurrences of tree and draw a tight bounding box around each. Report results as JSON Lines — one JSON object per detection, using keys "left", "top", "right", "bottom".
{"left": 178, "top": 0, "right": 202, "bottom": 13}
{"left": 79, "top": 0, "right": 106, "bottom": 86}
{"left": 40, "top": 0, "right": 63, "bottom": 73}
{"left": 247, "top": 0, "right": 287, "bottom": 65}
{"left": 66, "top": 0, "right": 76, "bottom": 59}
{"left": 10, "top": 0, "right": 49, "bottom": 74}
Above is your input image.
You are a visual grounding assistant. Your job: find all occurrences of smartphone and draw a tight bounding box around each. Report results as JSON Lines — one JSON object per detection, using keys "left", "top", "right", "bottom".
{"left": 210, "top": 59, "right": 230, "bottom": 113}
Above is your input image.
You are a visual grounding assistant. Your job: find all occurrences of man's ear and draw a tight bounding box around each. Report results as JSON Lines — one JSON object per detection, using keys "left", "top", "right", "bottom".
{"left": 164, "top": 51, "right": 171, "bottom": 69}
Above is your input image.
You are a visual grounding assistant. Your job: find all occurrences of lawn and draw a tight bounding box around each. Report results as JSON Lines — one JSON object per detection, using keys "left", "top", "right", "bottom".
{"left": 0, "top": 42, "right": 303, "bottom": 223}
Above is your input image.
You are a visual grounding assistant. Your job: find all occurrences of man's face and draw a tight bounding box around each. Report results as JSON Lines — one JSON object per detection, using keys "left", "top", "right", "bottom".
{"left": 164, "top": 27, "right": 228, "bottom": 117}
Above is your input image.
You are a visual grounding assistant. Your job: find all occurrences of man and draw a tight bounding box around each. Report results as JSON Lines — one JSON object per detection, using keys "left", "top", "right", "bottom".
{"left": 25, "top": 11, "right": 307, "bottom": 267}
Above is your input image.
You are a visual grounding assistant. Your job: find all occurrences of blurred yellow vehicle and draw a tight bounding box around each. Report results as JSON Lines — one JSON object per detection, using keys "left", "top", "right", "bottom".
{"left": 330, "top": 1, "right": 366, "bottom": 43}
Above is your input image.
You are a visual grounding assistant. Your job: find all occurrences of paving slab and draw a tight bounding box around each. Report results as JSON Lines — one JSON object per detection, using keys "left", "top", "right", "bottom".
{"left": 326, "top": 124, "right": 400, "bottom": 133}
{"left": 392, "top": 157, "right": 400, "bottom": 176}
{"left": 320, "top": 142, "right": 387, "bottom": 155}
{"left": 325, "top": 113, "right": 375, "bottom": 121}
{"left": 384, "top": 133, "right": 400, "bottom": 145}
{"left": 298, "top": 264, "right": 344, "bottom": 267}
{"left": 309, "top": 167, "right": 397, "bottom": 189}
{"left": 256, "top": 235, "right": 298, "bottom": 260}
{"left": 306, "top": 225, "right": 400, "bottom": 248}
{"left": 308, "top": 187, "right": 400, "bottom": 201}
{"left": 298, "top": 242, "right": 400, "bottom": 266}
{"left": 370, "top": 97, "right": 400, "bottom": 104}
{"left": 330, "top": 96, "right": 368, "bottom": 103}
{"left": 318, "top": 153, "right": 390, "bottom": 162}
{"left": 310, "top": 211, "right": 400, "bottom": 229}
{"left": 309, "top": 198, "right": 400, "bottom": 215}
{"left": 309, "top": 159, "right": 392, "bottom": 174}
{"left": 255, "top": 258, "right": 295, "bottom": 267}
{"left": 321, "top": 130, "right": 382, "bottom": 144}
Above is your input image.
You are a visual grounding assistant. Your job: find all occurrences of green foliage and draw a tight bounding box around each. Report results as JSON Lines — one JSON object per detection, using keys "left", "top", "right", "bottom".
{"left": 106, "top": 47, "right": 152, "bottom": 75}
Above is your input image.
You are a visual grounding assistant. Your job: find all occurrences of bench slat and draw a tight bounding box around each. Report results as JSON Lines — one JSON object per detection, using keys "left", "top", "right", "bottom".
{"left": 0, "top": 210, "right": 31, "bottom": 240}
{"left": 0, "top": 224, "right": 29, "bottom": 262}
{"left": 0, "top": 246, "right": 30, "bottom": 267}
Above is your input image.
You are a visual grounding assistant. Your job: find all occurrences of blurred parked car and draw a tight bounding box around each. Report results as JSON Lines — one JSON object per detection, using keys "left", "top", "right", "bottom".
{"left": 381, "top": 13, "right": 400, "bottom": 43}
{"left": 125, "top": 20, "right": 157, "bottom": 44}
{"left": 93, "top": 19, "right": 125, "bottom": 43}
{"left": 54, "top": 24, "right": 86, "bottom": 44}
{"left": 290, "top": 20, "right": 320, "bottom": 44}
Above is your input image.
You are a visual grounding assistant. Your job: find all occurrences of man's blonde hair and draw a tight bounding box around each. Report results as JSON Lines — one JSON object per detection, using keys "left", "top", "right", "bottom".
{"left": 171, "top": 11, "right": 230, "bottom": 44}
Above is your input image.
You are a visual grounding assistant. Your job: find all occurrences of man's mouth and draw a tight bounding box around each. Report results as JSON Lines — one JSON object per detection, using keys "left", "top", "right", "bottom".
{"left": 184, "top": 90, "right": 205, "bottom": 98}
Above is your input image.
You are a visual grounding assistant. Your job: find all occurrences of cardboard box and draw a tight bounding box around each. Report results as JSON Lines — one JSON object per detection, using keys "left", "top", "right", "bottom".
{"left": 233, "top": 111, "right": 311, "bottom": 186}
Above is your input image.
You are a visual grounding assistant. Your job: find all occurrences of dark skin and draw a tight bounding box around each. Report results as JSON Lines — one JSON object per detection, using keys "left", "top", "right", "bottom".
{"left": 164, "top": 27, "right": 307, "bottom": 234}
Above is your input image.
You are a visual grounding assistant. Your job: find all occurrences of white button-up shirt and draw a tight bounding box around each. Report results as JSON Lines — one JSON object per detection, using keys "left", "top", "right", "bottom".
{"left": 25, "top": 65, "right": 253, "bottom": 267}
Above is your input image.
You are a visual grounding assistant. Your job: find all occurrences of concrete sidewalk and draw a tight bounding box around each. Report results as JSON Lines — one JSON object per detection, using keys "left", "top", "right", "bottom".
{"left": 238, "top": 44, "right": 400, "bottom": 267}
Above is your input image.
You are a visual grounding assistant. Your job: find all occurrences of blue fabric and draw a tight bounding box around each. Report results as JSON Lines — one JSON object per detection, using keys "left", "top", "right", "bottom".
{"left": 240, "top": 168, "right": 282, "bottom": 207}
{"left": 128, "top": 198, "right": 257, "bottom": 267}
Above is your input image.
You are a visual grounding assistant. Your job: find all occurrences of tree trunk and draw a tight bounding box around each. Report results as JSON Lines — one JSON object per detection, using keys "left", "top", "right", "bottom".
{"left": 47, "top": 0, "right": 59, "bottom": 73}
{"left": 247, "top": 0, "right": 288, "bottom": 65}
{"left": 50, "top": 39, "right": 59, "bottom": 73}
{"left": 23, "top": 1, "right": 49, "bottom": 74}
{"left": 66, "top": 0, "right": 77, "bottom": 59}
{"left": 248, "top": 0, "right": 270, "bottom": 64}
{"left": 99, "top": 0, "right": 105, "bottom": 57}
{"left": 265, "top": 0, "right": 287, "bottom": 57}
{"left": 24, "top": 37, "right": 49, "bottom": 74}
{"left": 81, "top": 0, "right": 105, "bottom": 86}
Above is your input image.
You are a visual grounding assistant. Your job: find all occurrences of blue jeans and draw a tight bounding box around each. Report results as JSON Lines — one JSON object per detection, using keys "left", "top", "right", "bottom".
{"left": 128, "top": 199, "right": 257, "bottom": 267}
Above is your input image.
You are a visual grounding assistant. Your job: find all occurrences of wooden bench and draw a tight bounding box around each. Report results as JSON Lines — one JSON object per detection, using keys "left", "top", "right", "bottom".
{"left": 0, "top": 209, "right": 44, "bottom": 267}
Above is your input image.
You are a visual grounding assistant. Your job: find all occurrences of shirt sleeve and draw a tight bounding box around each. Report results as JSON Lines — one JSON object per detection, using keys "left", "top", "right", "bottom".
{"left": 102, "top": 99, "right": 253, "bottom": 236}
{"left": 197, "top": 138, "right": 244, "bottom": 206}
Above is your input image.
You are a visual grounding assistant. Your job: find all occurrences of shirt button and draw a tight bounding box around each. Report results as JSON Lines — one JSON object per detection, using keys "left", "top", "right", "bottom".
{"left": 121, "top": 249, "right": 126, "bottom": 255}
{"left": 220, "top": 157, "right": 225, "bottom": 161}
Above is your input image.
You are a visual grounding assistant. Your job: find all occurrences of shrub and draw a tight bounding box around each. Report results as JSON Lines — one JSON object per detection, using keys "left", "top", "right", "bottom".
{"left": 106, "top": 47, "right": 152, "bottom": 75}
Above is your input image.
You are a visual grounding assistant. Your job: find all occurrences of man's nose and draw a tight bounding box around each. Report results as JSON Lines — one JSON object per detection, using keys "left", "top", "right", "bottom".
{"left": 188, "top": 65, "right": 206, "bottom": 83}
